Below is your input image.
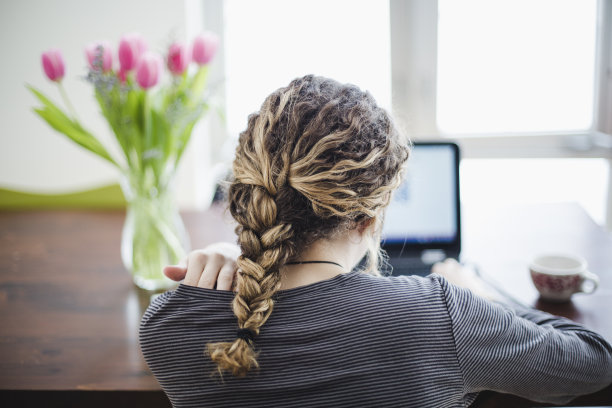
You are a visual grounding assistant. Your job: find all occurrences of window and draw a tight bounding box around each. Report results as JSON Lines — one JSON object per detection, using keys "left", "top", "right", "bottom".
{"left": 223, "top": 0, "right": 391, "bottom": 137}
{"left": 213, "top": 0, "right": 612, "bottom": 226}
{"left": 389, "top": 0, "right": 611, "bottom": 227}
{"left": 461, "top": 158, "right": 609, "bottom": 225}
{"left": 437, "top": 0, "right": 598, "bottom": 136}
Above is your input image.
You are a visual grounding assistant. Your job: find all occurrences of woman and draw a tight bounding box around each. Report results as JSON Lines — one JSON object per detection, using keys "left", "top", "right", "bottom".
{"left": 140, "top": 75, "right": 612, "bottom": 407}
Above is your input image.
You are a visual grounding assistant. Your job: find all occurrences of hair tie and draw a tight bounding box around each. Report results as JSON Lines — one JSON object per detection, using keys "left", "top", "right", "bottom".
{"left": 236, "top": 328, "right": 256, "bottom": 345}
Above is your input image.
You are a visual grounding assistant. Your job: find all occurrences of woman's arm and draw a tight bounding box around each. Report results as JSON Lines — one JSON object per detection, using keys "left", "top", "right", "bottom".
{"left": 431, "top": 262, "right": 612, "bottom": 404}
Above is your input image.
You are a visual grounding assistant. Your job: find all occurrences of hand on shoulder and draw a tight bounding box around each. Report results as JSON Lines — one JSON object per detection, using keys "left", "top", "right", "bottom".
{"left": 163, "top": 242, "right": 240, "bottom": 291}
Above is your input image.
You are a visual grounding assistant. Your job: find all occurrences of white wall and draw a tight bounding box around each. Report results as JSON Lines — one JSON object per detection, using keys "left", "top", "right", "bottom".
{"left": 0, "top": 0, "right": 222, "bottom": 208}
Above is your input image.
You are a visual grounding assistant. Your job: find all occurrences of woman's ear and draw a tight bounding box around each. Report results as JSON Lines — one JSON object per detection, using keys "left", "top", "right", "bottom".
{"left": 348, "top": 218, "right": 374, "bottom": 244}
{"left": 357, "top": 217, "right": 375, "bottom": 234}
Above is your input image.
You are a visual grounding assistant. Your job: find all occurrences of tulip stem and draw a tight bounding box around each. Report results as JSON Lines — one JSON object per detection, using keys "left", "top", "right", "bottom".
{"left": 58, "top": 82, "right": 80, "bottom": 123}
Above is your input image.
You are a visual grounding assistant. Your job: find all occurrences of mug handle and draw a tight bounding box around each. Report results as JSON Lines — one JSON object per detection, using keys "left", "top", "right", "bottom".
{"left": 579, "top": 270, "right": 599, "bottom": 294}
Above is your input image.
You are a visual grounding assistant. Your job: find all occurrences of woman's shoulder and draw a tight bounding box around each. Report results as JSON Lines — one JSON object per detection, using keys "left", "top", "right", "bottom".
{"left": 351, "top": 270, "right": 446, "bottom": 294}
{"left": 271, "top": 268, "right": 447, "bottom": 300}
{"left": 139, "top": 272, "right": 452, "bottom": 327}
{"left": 328, "top": 270, "right": 450, "bottom": 311}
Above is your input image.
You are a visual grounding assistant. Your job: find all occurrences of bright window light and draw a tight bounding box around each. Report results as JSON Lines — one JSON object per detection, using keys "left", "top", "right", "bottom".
{"left": 460, "top": 158, "right": 609, "bottom": 225}
{"left": 223, "top": 0, "right": 391, "bottom": 137}
{"left": 437, "top": 0, "right": 598, "bottom": 135}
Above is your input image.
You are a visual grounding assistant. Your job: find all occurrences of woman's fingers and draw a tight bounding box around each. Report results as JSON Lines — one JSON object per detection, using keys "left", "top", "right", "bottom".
{"left": 183, "top": 251, "right": 208, "bottom": 287}
{"left": 163, "top": 265, "right": 187, "bottom": 281}
{"left": 216, "top": 262, "right": 238, "bottom": 291}
{"left": 197, "top": 254, "right": 225, "bottom": 289}
{"left": 172, "top": 243, "right": 241, "bottom": 290}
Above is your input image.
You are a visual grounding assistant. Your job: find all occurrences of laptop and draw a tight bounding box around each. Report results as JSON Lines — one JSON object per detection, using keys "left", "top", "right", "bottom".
{"left": 381, "top": 141, "right": 461, "bottom": 276}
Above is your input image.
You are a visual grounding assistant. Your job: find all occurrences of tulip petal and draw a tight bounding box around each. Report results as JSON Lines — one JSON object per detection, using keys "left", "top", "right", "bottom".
{"left": 136, "top": 52, "right": 162, "bottom": 89}
{"left": 192, "top": 32, "right": 219, "bottom": 65}
{"left": 167, "top": 43, "right": 190, "bottom": 75}
{"left": 119, "top": 33, "right": 147, "bottom": 72}
{"left": 41, "top": 49, "right": 65, "bottom": 82}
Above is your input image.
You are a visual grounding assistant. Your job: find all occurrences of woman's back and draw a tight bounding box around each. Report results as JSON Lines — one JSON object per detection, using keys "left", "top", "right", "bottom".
{"left": 140, "top": 271, "right": 612, "bottom": 407}
{"left": 140, "top": 75, "right": 612, "bottom": 406}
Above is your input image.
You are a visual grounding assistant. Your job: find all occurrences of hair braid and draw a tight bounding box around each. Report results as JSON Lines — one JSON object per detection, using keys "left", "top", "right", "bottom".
{"left": 207, "top": 75, "right": 410, "bottom": 377}
{"left": 207, "top": 89, "right": 296, "bottom": 378}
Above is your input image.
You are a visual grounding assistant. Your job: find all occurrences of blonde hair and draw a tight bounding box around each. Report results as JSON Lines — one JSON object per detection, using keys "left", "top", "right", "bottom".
{"left": 208, "top": 75, "right": 410, "bottom": 377}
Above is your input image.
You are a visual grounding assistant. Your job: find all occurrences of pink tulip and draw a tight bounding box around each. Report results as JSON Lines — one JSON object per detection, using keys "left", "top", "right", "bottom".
{"left": 135, "top": 52, "right": 162, "bottom": 89}
{"left": 41, "top": 49, "right": 65, "bottom": 82}
{"left": 191, "top": 32, "right": 219, "bottom": 65}
{"left": 85, "top": 41, "right": 113, "bottom": 72}
{"left": 167, "top": 43, "right": 191, "bottom": 75}
{"left": 118, "top": 33, "right": 148, "bottom": 72}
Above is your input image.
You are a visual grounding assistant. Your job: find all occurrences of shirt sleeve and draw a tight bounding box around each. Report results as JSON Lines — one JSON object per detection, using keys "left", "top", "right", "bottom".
{"left": 139, "top": 290, "right": 175, "bottom": 343}
{"left": 434, "top": 275, "right": 612, "bottom": 405}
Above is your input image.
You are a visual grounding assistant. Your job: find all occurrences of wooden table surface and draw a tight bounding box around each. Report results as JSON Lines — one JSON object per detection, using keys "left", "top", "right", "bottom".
{"left": 0, "top": 205, "right": 236, "bottom": 407}
{"left": 0, "top": 202, "right": 610, "bottom": 407}
{"left": 462, "top": 202, "right": 612, "bottom": 407}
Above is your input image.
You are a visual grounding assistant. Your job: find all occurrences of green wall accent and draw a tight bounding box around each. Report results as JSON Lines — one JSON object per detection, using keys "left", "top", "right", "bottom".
{"left": 0, "top": 184, "right": 126, "bottom": 210}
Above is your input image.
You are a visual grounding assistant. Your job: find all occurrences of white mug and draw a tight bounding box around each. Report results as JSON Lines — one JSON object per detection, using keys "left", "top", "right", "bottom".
{"left": 529, "top": 254, "right": 599, "bottom": 302}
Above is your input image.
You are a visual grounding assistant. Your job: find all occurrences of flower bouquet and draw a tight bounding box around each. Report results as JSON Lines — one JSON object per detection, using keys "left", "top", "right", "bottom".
{"left": 28, "top": 32, "right": 219, "bottom": 290}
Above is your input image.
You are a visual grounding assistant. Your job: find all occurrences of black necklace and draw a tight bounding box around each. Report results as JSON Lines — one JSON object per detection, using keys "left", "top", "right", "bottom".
{"left": 285, "top": 260, "right": 344, "bottom": 269}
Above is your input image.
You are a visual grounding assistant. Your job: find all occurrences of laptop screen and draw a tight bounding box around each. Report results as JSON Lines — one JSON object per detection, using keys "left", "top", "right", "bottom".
{"left": 381, "top": 142, "right": 461, "bottom": 254}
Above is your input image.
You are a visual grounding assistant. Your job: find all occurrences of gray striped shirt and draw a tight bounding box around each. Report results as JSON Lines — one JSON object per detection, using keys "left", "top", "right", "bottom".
{"left": 140, "top": 271, "right": 612, "bottom": 407}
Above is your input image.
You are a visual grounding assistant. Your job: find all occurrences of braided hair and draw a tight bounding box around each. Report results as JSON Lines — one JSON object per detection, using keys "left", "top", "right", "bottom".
{"left": 207, "top": 75, "right": 410, "bottom": 377}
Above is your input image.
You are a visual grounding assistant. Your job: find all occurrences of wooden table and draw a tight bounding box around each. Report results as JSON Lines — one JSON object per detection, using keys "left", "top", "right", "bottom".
{"left": 0, "top": 202, "right": 610, "bottom": 407}
{"left": 0, "top": 205, "right": 236, "bottom": 407}
{"left": 462, "top": 202, "right": 612, "bottom": 407}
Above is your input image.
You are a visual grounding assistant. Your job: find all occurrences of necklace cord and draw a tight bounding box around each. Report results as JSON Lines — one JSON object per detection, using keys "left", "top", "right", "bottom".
{"left": 285, "top": 260, "right": 344, "bottom": 268}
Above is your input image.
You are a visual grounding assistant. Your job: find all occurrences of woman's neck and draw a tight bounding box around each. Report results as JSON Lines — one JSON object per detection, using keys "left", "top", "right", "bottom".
{"left": 279, "top": 229, "right": 368, "bottom": 290}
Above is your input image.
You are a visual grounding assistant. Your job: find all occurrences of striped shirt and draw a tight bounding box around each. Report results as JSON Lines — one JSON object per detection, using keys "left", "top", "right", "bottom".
{"left": 140, "top": 271, "right": 612, "bottom": 407}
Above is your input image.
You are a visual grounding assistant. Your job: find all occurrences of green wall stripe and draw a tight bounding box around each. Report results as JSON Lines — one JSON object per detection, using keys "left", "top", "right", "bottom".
{"left": 0, "top": 184, "right": 126, "bottom": 209}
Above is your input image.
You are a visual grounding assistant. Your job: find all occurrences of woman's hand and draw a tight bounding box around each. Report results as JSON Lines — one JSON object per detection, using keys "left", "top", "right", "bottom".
{"left": 431, "top": 258, "right": 500, "bottom": 302}
{"left": 163, "top": 242, "right": 240, "bottom": 290}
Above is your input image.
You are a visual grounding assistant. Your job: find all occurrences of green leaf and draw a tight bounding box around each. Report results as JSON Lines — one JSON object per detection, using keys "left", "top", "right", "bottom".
{"left": 175, "top": 101, "right": 212, "bottom": 162}
{"left": 94, "top": 90, "right": 132, "bottom": 168}
{"left": 151, "top": 108, "right": 171, "bottom": 159}
{"left": 188, "top": 66, "right": 209, "bottom": 107}
{"left": 27, "top": 85, "right": 120, "bottom": 168}
{"left": 127, "top": 89, "right": 146, "bottom": 138}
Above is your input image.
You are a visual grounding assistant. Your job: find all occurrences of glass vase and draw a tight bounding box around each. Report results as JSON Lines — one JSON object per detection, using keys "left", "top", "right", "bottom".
{"left": 120, "top": 173, "right": 190, "bottom": 291}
